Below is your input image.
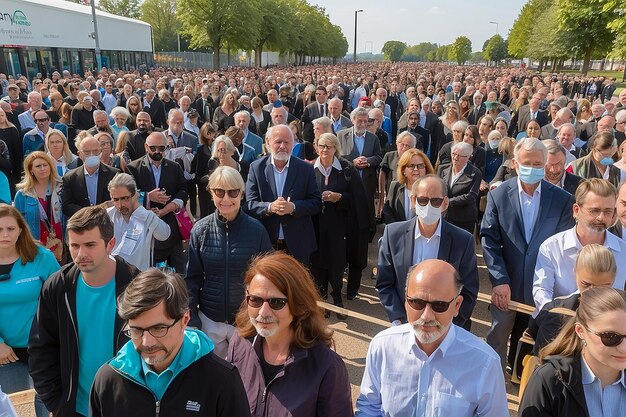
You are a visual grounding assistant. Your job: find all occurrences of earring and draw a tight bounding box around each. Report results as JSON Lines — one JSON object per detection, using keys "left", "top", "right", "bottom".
{"left": 581, "top": 339, "right": 587, "bottom": 347}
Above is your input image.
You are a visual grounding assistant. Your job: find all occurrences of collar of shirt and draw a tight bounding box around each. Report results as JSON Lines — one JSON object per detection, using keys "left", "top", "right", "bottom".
{"left": 83, "top": 164, "right": 99, "bottom": 177}
{"left": 408, "top": 321, "right": 456, "bottom": 359}
{"left": 414, "top": 217, "right": 443, "bottom": 240}
{"left": 353, "top": 129, "right": 365, "bottom": 140}
{"left": 517, "top": 177, "right": 542, "bottom": 199}
{"left": 270, "top": 154, "right": 291, "bottom": 172}
{"left": 314, "top": 156, "right": 342, "bottom": 176}
{"left": 36, "top": 127, "right": 47, "bottom": 138}
{"left": 167, "top": 130, "right": 181, "bottom": 144}
{"left": 581, "top": 354, "right": 626, "bottom": 388}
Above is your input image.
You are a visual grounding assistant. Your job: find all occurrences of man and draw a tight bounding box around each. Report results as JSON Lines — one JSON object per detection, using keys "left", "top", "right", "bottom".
{"left": 337, "top": 107, "right": 382, "bottom": 299}
{"left": 262, "top": 89, "right": 279, "bottom": 112}
{"left": 143, "top": 88, "right": 166, "bottom": 129}
{"left": 601, "top": 78, "right": 617, "bottom": 104}
{"left": 557, "top": 122, "right": 585, "bottom": 164}
{"left": 62, "top": 135, "right": 120, "bottom": 218}
{"left": 107, "top": 173, "right": 171, "bottom": 270}
{"left": 90, "top": 89, "right": 105, "bottom": 112}
{"left": 541, "top": 107, "right": 574, "bottom": 140}
{"left": 328, "top": 97, "right": 352, "bottom": 134}
{"left": 29, "top": 206, "right": 140, "bottom": 417}
{"left": 610, "top": 180, "right": 626, "bottom": 238}
{"left": 194, "top": 85, "right": 213, "bottom": 124}
{"left": 367, "top": 107, "right": 391, "bottom": 151}
{"left": 87, "top": 110, "right": 114, "bottom": 137}
{"left": 127, "top": 132, "right": 188, "bottom": 273}
{"left": 533, "top": 178, "right": 626, "bottom": 311}
{"left": 164, "top": 108, "right": 198, "bottom": 151}
{"left": 17, "top": 91, "right": 43, "bottom": 131}
{"left": 234, "top": 110, "right": 263, "bottom": 157}
{"left": 481, "top": 137, "right": 574, "bottom": 371}
{"left": 614, "top": 109, "right": 626, "bottom": 146}
{"left": 22, "top": 109, "right": 51, "bottom": 157}
{"left": 63, "top": 83, "right": 79, "bottom": 107}
{"left": 375, "top": 88, "right": 392, "bottom": 119}
{"left": 301, "top": 85, "right": 329, "bottom": 142}
{"left": 245, "top": 125, "right": 322, "bottom": 264}
{"left": 445, "top": 81, "right": 463, "bottom": 103}
{"left": 377, "top": 175, "right": 478, "bottom": 329}
{"left": 467, "top": 92, "right": 485, "bottom": 125}
{"left": 512, "top": 95, "right": 548, "bottom": 136}
{"left": 71, "top": 95, "right": 96, "bottom": 131}
{"left": 356, "top": 259, "right": 507, "bottom": 416}
{"left": 101, "top": 82, "right": 117, "bottom": 115}
{"left": 124, "top": 112, "right": 155, "bottom": 162}
{"left": 89, "top": 269, "right": 250, "bottom": 417}
{"left": 543, "top": 140, "right": 583, "bottom": 195}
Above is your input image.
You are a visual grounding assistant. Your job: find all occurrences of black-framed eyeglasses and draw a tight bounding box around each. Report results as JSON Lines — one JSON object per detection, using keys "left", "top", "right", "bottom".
{"left": 415, "top": 197, "right": 444, "bottom": 208}
{"left": 406, "top": 163, "right": 426, "bottom": 171}
{"left": 317, "top": 144, "right": 334, "bottom": 150}
{"left": 0, "top": 273, "right": 10, "bottom": 282}
{"left": 148, "top": 145, "right": 166, "bottom": 152}
{"left": 211, "top": 188, "right": 241, "bottom": 198}
{"left": 124, "top": 318, "right": 180, "bottom": 339}
{"left": 406, "top": 296, "right": 458, "bottom": 313}
{"left": 246, "top": 295, "right": 288, "bottom": 310}
{"left": 585, "top": 326, "right": 626, "bottom": 347}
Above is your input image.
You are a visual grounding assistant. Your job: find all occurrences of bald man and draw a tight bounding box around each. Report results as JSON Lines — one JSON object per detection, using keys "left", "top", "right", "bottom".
{"left": 356, "top": 259, "right": 507, "bottom": 417}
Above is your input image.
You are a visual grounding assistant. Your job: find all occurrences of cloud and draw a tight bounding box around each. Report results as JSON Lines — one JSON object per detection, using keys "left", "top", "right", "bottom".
{"left": 426, "top": 6, "right": 443, "bottom": 16}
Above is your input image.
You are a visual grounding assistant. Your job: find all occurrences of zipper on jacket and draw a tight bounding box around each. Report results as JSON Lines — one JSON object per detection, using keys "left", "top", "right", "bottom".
{"left": 224, "top": 221, "right": 230, "bottom": 321}
{"left": 64, "top": 291, "right": 79, "bottom": 403}
{"left": 261, "top": 373, "right": 282, "bottom": 417}
{"left": 155, "top": 400, "right": 160, "bottom": 417}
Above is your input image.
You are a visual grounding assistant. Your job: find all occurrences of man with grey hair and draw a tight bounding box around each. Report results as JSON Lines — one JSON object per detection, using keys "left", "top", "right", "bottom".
{"left": 234, "top": 110, "right": 263, "bottom": 157}
{"left": 615, "top": 109, "right": 626, "bottom": 145}
{"left": 88, "top": 109, "right": 113, "bottom": 137}
{"left": 18, "top": 90, "right": 43, "bottom": 130}
{"left": 269, "top": 104, "right": 288, "bottom": 128}
{"left": 445, "top": 81, "right": 463, "bottom": 103}
{"left": 557, "top": 122, "right": 584, "bottom": 162}
{"left": 543, "top": 139, "right": 583, "bottom": 195}
{"left": 467, "top": 92, "right": 485, "bottom": 125}
{"left": 143, "top": 88, "right": 166, "bottom": 129}
{"left": 481, "top": 136, "right": 574, "bottom": 374}
{"left": 328, "top": 97, "right": 352, "bottom": 134}
{"left": 541, "top": 107, "right": 574, "bottom": 140}
{"left": 107, "top": 173, "right": 170, "bottom": 270}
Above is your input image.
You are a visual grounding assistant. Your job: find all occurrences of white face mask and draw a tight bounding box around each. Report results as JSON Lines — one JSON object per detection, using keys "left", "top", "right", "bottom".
{"left": 415, "top": 202, "right": 441, "bottom": 225}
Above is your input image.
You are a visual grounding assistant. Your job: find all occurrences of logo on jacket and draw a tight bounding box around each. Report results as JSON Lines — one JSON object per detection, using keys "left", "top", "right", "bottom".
{"left": 186, "top": 401, "right": 201, "bottom": 412}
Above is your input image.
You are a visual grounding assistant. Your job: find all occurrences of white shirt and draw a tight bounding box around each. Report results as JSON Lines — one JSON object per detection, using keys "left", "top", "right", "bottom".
{"left": 355, "top": 324, "right": 508, "bottom": 417}
{"left": 517, "top": 178, "right": 542, "bottom": 242}
{"left": 450, "top": 165, "right": 466, "bottom": 187}
{"left": 533, "top": 226, "right": 626, "bottom": 312}
{"left": 313, "top": 156, "right": 342, "bottom": 180}
{"left": 270, "top": 155, "right": 291, "bottom": 239}
{"left": 413, "top": 219, "right": 442, "bottom": 265}
{"left": 108, "top": 205, "right": 171, "bottom": 270}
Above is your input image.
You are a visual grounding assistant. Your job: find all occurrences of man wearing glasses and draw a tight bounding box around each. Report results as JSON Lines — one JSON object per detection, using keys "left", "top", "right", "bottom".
{"left": 377, "top": 175, "right": 478, "bottom": 330}
{"left": 357, "top": 259, "right": 507, "bottom": 416}
{"left": 29, "top": 206, "right": 141, "bottom": 417}
{"left": 22, "top": 109, "right": 50, "bottom": 157}
{"left": 90, "top": 269, "right": 250, "bottom": 417}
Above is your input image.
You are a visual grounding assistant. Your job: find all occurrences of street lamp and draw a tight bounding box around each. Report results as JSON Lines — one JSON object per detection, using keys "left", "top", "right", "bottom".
{"left": 89, "top": 0, "right": 102, "bottom": 71}
{"left": 353, "top": 9, "right": 363, "bottom": 62}
{"left": 489, "top": 21, "right": 499, "bottom": 36}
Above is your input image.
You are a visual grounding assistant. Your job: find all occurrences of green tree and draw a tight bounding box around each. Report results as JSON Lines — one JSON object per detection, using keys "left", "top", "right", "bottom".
{"left": 402, "top": 42, "right": 438, "bottom": 61}
{"left": 436, "top": 44, "right": 450, "bottom": 62}
{"left": 252, "top": 0, "right": 296, "bottom": 65}
{"left": 483, "top": 34, "right": 508, "bottom": 65}
{"left": 382, "top": 41, "right": 407, "bottom": 62}
{"left": 141, "top": 0, "right": 180, "bottom": 52}
{"left": 98, "top": 0, "right": 141, "bottom": 19}
{"left": 449, "top": 36, "right": 472, "bottom": 65}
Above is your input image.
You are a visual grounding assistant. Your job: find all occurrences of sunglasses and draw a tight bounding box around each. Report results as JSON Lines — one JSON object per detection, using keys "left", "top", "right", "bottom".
{"left": 415, "top": 197, "right": 444, "bottom": 208}
{"left": 211, "top": 188, "right": 241, "bottom": 198}
{"left": 585, "top": 326, "right": 626, "bottom": 347}
{"left": 148, "top": 145, "right": 166, "bottom": 152}
{"left": 406, "top": 296, "right": 457, "bottom": 313}
{"left": 0, "top": 273, "right": 10, "bottom": 282}
{"left": 246, "top": 295, "right": 288, "bottom": 310}
{"left": 406, "top": 163, "right": 426, "bottom": 171}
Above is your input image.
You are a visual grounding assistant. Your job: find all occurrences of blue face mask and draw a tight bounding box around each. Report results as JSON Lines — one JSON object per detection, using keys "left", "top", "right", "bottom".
{"left": 517, "top": 164, "right": 544, "bottom": 185}
{"left": 488, "top": 140, "right": 500, "bottom": 150}
{"left": 600, "top": 157, "right": 614, "bottom": 166}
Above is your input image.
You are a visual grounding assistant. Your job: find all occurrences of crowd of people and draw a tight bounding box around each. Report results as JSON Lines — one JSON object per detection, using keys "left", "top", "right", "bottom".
{"left": 1, "top": 60, "right": 626, "bottom": 416}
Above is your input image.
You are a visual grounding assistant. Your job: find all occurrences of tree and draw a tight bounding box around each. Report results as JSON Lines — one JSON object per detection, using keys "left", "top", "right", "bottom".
{"left": 449, "top": 36, "right": 472, "bottom": 65}
{"left": 252, "top": 0, "right": 295, "bottom": 65}
{"left": 402, "top": 42, "right": 437, "bottom": 62}
{"left": 483, "top": 35, "right": 508, "bottom": 65}
{"left": 436, "top": 44, "right": 450, "bottom": 62}
{"left": 508, "top": 0, "right": 545, "bottom": 58}
{"left": 141, "top": 0, "right": 181, "bottom": 52}
{"left": 98, "top": 0, "right": 141, "bottom": 18}
{"left": 382, "top": 41, "right": 407, "bottom": 62}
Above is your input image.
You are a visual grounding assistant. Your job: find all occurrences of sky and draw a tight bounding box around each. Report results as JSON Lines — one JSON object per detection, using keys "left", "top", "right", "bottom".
{"left": 311, "top": 0, "right": 528, "bottom": 54}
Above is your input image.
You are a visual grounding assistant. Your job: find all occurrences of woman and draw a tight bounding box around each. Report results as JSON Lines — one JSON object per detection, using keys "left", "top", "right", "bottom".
{"left": 0, "top": 205, "right": 60, "bottom": 417}
{"left": 378, "top": 131, "right": 416, "bottom": 213}
{"left": 383, "top": 148, "right": 434, "bottom": 224}
{"left": 110, "top": 106, "right": 130, "bottom": 142}
{"left": 114, "top": 130, "right": 130, "bottom": 165}
{"left": 463, "top": 124, "right": 486, "bottom": 176}
{"left": 45, "top": 129, "right": 79, "bottom": 177}
{"left": 125, "top": 95, "right": 141, "bottom": 130}
{"left": 494, "top": 116, "right": 509, "bottom": 138}
{"left": 229, "top": 252, "right": 354, "bottom": 417}
{"left": 478, "top": 115, "right": 495, "bottom": 145}
{"left": 0, "top": 107, "right": 22, "bottom": 195}
{"left": 438, "top": 100, "right": 462, "bottom": 144}
{"left": 293, "top": 84, "right": 315, "bottom": 120}
{"left": 213, "top": 92, "right": 237, "bottom": 134}
{"left": 311, "top": 133, "right": 368, "bottom": 315}
{"left": 519, "top": 286, "right": 626, "bottom": 417}
{"left": 192, "top": 123, "right": 217, "bottom": 219}
{"left": 54, "top": 102, "right": 72, "bottom": 138}
{"left": 511, "top": 87, "right": 530, "bottom": 115}
{"left": 250, "top": 96, "right": 271, "bottom": 138}
{"left": 186, "top": 166, "right": 272, "bottom": 358}
{"left": 436, "top": 120, "right": 469, "bottom": 168}
{"left": 438, "top": 141, "right": 482, "bottom": 234}
{"left": 614, "top": 139, "right": 626, "bottom": 172}
{"left": 13, "top": 152, "right": 65, "bottom": 260}
{"left": 525, "top": 119, "right": 542, "bottom": 139}
{"left": 289, "top": 119, "right": 316, "bottom": 161}
{"left": 46, "top": 91, "right": 63, "bottom": 123}
{"left": 117, "top": 84, "right": 134, "bottom": 108}
{"left": 576, "top": 99, "right": 593, "bottom": 123}
{"left": 459, "top": 95, "right": 471, "bottom": 120}
{"left": 96, "top": 132, "right": 123, "bottom": 171}
{"left": 568, "top": 132, "right": 623, "bottom": 187}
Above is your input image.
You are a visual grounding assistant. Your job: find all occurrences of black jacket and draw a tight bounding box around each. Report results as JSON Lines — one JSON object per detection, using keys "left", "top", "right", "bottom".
{"left": 527, "top": 293, "right": 580, "bottom": 355}
{"left": 519, "top": 355, "right": 589, "bottom": 417}
{"left": 28, "top": 257, "right": 140, "bottom": 417}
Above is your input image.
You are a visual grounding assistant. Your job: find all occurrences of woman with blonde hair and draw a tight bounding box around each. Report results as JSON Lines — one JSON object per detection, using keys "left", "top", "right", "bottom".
{"left": 213, "top": 92, "right": 237, "bottom": 134}
{"left": 45, "top": 129, "right": 78, "bottom": 177}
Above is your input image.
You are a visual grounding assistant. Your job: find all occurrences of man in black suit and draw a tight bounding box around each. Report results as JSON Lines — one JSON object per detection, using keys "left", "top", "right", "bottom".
{"left": 511, "top": 95, "right": 549, "bottom": 136}
{"left": 386, "top": 81, "right": 402, "bottom": 141}
{"left": 124, "top": 112, "right": 155, "bottom": 162}
{"left": 467, "top": 92, "right": 486, "bottom": 125}
{"left": 543, "top": 140, "right": 583, "bottom": 195}
{"left": 126, "top": 132, "right": 188, "bottom": 273}
{"left": 194, "top": 85, "right": 213, "bottom": 125}
{"left": 376, "top": 175, "right": 478, "bottom": 330}
{"left": 301, "top": 85, "right": 329, "bottom": 143}
{"left": 62, "top": 135, "right": 120, "bottom": 218}
{"left": 143, "top": 89, "right": 166, "bottom": 129}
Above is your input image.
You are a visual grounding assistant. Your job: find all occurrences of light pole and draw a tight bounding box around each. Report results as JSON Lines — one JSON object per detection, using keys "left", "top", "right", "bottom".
{"left": 353, "top": 9, "right": 363, "bottom": 62}
{"left": 489, "top": 21, "right": 499, "bottom": 36}
{"left": 89, "top": 0, "right": 102, "bottom": 71}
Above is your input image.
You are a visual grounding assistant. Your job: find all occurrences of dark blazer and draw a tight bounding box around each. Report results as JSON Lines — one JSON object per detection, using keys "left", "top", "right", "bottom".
{"left": 609, "top": 223, "right": 624, "bottom": 239}
{"left": 301, "top": 101, "right": 328, "bottom": 142}
{"left": 514, "top": 104, "right": 549, "bottom": 135}
{"left": 563, "top": 172, "right": 583, "bottom": 195}
{"left": 245, "top": 155, "right": 322, "bottom": 264}
{"left": 438, "top": 163, "right": 482, "bottom": 224}
{"left": 376, "top": 217, "right": 479, "bottom": 328}
{"left": 466, "top": 104, "right": 486, "bottom": 125}
{"left": 336, "top": 128, "right": 382, "bottom": 201}
{"left": 527, "top": 293, "right": 579, "bottom": 355}
{"left": 382, "top": 182, "right": 412, "bottom": 224}
{"left": 61, "top": 163, "right": 120, "bottom": 218}
{"left": 165, "top": 130, "right": 199, "bottom": 151}
{"left": 423, "top": 111, "right": 439, "bottom": 137}
{"left": 194, "top": 97, "right": 214, "bottom": 124}
{"left": 249, "top": 110, "right": 271, "bottom": 138}
{"left": 480, "top": 179, "right": 575, "bottom": 304}
{"left": 126, "top": 156, "right": 188, "bottom": 250}
{"left": 143, "top": 98, "right": 166, "bottom": 129}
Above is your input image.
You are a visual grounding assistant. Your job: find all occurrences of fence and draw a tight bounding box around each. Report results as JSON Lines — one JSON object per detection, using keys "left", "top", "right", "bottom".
{"left": 154, "top": 51, "right": 282, "bottom": 69}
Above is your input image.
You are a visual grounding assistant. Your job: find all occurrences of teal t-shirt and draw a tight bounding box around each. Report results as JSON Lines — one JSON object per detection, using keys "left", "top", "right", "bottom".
{"left": 76, "top": 274, "right": 116, "bottom": 416}
{"left": 0, "top": 246, "right": 60, "bottom": 347}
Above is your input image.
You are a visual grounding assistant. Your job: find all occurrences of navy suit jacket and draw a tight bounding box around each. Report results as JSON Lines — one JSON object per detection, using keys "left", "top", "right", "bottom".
{"left": 245, "top": 155, "right": 322, "bottom": 264}
{"left": 480, "top": 179, "right": 575, "bottom": 304}
{"left": 376, "top": 217, "right": 479, "bottom": 328}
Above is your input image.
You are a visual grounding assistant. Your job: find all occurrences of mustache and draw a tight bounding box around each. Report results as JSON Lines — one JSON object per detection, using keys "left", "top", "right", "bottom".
{"left": 411, "top": 318, "right": 442, "bottom": 328}
{"left": 251, "top": 315, "right": 277, "bottom": 324}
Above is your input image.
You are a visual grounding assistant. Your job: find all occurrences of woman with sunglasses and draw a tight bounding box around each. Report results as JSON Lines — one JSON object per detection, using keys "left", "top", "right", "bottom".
{"left": 229, "top": 252, "right": 353, "bottom": 417}
{"left": 186, "top": 166, "right": 271, "bottom": 358}
{"left": 0, "top": 204, "right": 60, "bottom": 417}
{"left": 519, "top": 286, "right": 626, "bottom": 417}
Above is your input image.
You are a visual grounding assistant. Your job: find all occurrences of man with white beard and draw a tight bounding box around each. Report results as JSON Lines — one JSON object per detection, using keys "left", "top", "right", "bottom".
{"left": 357, "top": 259, "right": 507, "bottom": 417}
